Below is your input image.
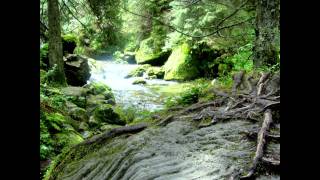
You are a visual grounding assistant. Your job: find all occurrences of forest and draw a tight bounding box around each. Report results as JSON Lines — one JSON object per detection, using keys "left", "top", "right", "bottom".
{"left": 40, "top": 0, "right": 280, "bottom": 179}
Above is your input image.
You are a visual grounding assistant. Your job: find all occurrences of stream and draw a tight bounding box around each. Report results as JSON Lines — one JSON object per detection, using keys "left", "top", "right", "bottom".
{"left": 87, "top": 54, "right": 177, "bottom": 111}
{"left": 49, "top": 55, "right": 280, "bottom": 180}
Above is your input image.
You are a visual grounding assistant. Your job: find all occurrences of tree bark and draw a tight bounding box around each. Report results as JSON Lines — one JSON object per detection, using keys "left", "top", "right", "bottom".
{"left": 48, "top": 0, "right": 67, "bottom": 85}
{"left": 253, "top": 0, "right": 280, "bottom": 68}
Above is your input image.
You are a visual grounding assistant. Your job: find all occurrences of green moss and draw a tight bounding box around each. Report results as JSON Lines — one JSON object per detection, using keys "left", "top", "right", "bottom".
{"left": 132, "top": 78, "right": 147, "bottom": 85}
{"left": 135, "top": 37, "right": 170, "bottom": 65}
{"left": 146, "top": 67, "right": 165, "bottom": 79}
{"left": 62, "top": 34, "right": 78, "bottom": 43}
{"left": 55, "top": 131, "right": 84, "bottom": 149}
{"left": 93, "top": 104, "right": 125, "bottom": 125}
{"left": 86, "top": 82, "right": 113, "bottom": 96}
{"left": 40, "top": 69, "right": 47, "bottom": 83}
{"left": 62, "top": 34, "right": 78, "bottom": 55}
{"left": 163, "top": 43, "right": 200, "bottom": 80}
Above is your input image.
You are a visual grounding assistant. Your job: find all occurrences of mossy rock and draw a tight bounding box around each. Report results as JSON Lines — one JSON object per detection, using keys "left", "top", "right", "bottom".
{"left": 62, "top": 87, "right": 88, "bottom": 108}
{"left": 88, "top": 115, "right": 99, "bottom": 127}
{"left": 132, "top": 78, "right": 147, "bottom": 85}
{"left": 163, "top": 43, "right": 200, "bottom": 81}
{"left": 85, "top": 82, "right": 114, "bottom": 100}
{"left": 62, "top": 34, "right": 77, "bottom": 55}
{"left": 86, "top": 94, "right": 115, "bottom": 115}
{"left": 78, "top": 122, "right": 89, "bottom": 131}
{"left": 64, "top": 54, "right": 91, "bottom": 86}
{"left": 146, "top": 75, "right": 157, "bottom": 79}
{"left": 125, "top": 64, "right": 151, "bottom": 78}
{"left": 146, "top": 67, "right": 165, "bottom": 79}
{"left": 93, "top": 104, "right": 125, "bottom": 125}
{"left": 68, "top": 107, "right": 88, "bottom": 122}
{"left": 135, "top": 37, "right": 170, "bottom": 66}
{"left": 55, "top": 131, "right": 83, "bottom": 148}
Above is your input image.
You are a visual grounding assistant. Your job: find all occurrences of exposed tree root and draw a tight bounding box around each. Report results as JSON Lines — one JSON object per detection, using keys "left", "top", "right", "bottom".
{"left": 80, "top": 123, "right": 148, "bottom": 145}
{"left": 232, "top": 71, "right": 245, "bottom": 96}
{"left": 158, "top": 71, "right": 280, "bottom": 178}
{"left": 240, "top": 109, "right": 273, "bottom": 179}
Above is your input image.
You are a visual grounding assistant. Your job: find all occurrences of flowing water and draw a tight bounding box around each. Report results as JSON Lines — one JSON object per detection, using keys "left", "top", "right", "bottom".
{"left": 88, "top": 54, "right": 177, "bottom": 111}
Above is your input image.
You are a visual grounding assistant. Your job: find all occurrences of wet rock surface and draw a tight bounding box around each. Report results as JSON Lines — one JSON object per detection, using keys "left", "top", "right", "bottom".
{"left": 46, "top": 114, "right": 279, "bottom": 180}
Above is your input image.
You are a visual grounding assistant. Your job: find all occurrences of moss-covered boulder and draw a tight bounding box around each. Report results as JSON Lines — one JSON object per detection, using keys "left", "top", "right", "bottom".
{"left": 93, "top": 104, "right": 125, "bottom": 125}
{"left": 85, "top": 82, "right": 114, "bottom": 98}
{"left": 125, "top": 64, "right": 151, "bottom": 78}
{"left": 83, "top": 82, "right": 116, "bottom": 115}
{"left": 86, "top": 94, "right": 113, "bottom": 114}
{"left": 64, "top": 54, "right": 91, "bottom": 86}
{"left": 78, "top": 122, "right": 89, "bottom": 131}
{"left": 62, "top": 87, "right": 88, "bottom": 108}
{"left": 55, "top": 131, "right": 83, "bottom": 148}
{"left": 135, "top": 37, "right": 170, "bottom": 66}
{"left": 132, "top": 78, "right": 147, "bottom": 85}
{"left": 146, "top": 67, "right": 165, "bottom": 79}
{"left": 163, "top": 43, "right": 200, "bottom": 81}
{"left": 68, "top": 107, "right": 88, "bottom": 122}
{"left": 62, "top": 34, "right": 77, "bottom": 55}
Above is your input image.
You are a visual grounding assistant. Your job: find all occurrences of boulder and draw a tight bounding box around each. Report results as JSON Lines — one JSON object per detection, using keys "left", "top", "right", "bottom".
{"left": 163, "top": 43, "right": 200, "bottom": 81}
{"left": 62, "top": 87, "right": 88, "bottom": 108}
{"left": 132, "top": 78, "right": 147, "bottom": 85}
{"left": 85, "top": 82, "right": 113, "bottom": 97}
{"left": 62, "top": 34, "right": 77, "bottom": 55}
{"left": 78, "top": 122, "right": 89, "bottom": 131}
{"left": 84, "top": 82, "right": 116, "bottom": 114}
{"left": 69, "top": 107, "right": 88, "bottom": 122}
{"left": 146, "top": 67, "right": 165, "bottom": 79}
{"left": 125, "top": 64, "right": 151, "bottom": 78}
{"left": 64, "top": 54, "right": 91, "bottom": 86}
{"left": 93, "top": 104, "right": 125, "bottom": 125}
{"left": 86, "top": 94, "right": 115, "bottom": 114}
{"left": 135, "top": 37, "right": 170, "bottom": 66}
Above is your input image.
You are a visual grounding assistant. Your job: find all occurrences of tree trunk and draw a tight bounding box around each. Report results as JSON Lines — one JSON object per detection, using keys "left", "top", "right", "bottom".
{"left": 48, "top": 0, "right": 67, "bottom": 85}
{"left": 253, "top": 0, "right": 280, "bottom": 68}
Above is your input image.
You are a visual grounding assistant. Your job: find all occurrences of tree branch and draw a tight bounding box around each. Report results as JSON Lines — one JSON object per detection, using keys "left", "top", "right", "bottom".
{"left": 61, "top": 0, "right": 88, "bottom": 31}
{"left": 121, "top": 6, "right": 253, "bottom": 39}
